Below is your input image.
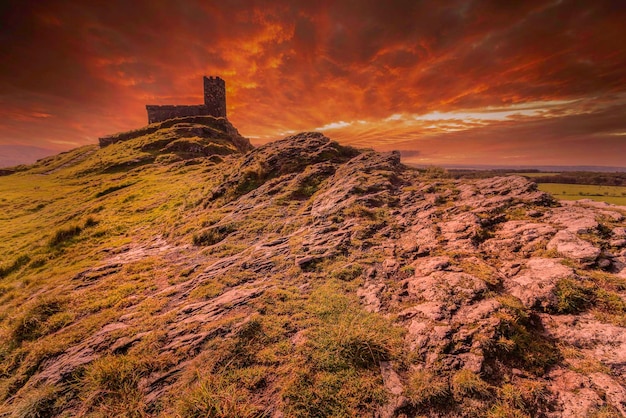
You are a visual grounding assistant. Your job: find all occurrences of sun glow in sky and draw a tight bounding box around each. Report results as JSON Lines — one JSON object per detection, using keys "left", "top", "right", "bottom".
{"left": 1, "top": 0, "right": 625, "bottom": 166}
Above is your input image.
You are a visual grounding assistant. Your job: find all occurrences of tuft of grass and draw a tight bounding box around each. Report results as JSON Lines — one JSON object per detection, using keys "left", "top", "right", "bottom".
{"left": 470, "top": 227, "right": 495, "bottom": 246}
{"left": 283, "top": 369, "right": 386, "bottom": 418}
{"left": 281, "top": 283, "right": 403, "bottom": 417}
{"left": 48, "top": 225, "right": 82, "bottom": 247}
{"left": 554, "top": 278, "right": 595, "bottom": 314}
{"left": 405, "top": 370, "right": 450, "bottom": 406}
{"left": 235, "top": 169, "right": 264, "bottom": 196}
{"left": 342, "top": 204, "right": 387, "bottom": 220}
{"left": 10, "top": 384, "right": 60, "bottom": 418}
{"left": 80, "top": 354, "right": 149, "bottom": 416}
{"left": 190, "top": 281, "right": 226, "bottom": 299}
{"left": 94, "top": 182, "right": 133, "bottom": 198}
{"left": 458, "top": 259, "right": 500, "bottom": 286}
{"left": 331, "top": 264, "right": 363, "bottom": 281}
{"left": 487, "top": 403, "right": 529, "bottom": 418}
{"left": 451, "top": 370, "right": 492, "bottom": 401}
{"left": 588, "top": 404, "right": 624, "bottom": 418}
{"left": 0, "top": 254, "right": 31, "bottom": 278}
{"left": 306, "top": 285, "right": 403, "bottom": 370}
{"left": 192, "top": 224, "right": 235, "bottom": 246}
{"left": 289, "top": 174, "right": 325, "bottom": 200}
{"left": 83, "top": 216, "right": 99, "bottom": 228}
{"left": 28, "top": 256, "right": 47, "bottom": 269}
{"left": 492, "top": 296, "right": 561, "bottom": 375}
{"left": 551, "top": 276, "right": 626, "bottom": 325}
{"left": 488, "top": 380, "right": 549, "bottom": 417}
{"left": 11, "top": 297, "right": 67, "bottom": 344}
{"left": 175, "top": 372, "right": 263, "bottom": 418}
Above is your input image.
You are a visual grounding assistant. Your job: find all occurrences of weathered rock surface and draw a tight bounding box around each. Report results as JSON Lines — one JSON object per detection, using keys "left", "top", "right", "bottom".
{"left": 505, "top": 257, "right": 574, "bottom": 310}
{"left": 547, "top": 229, "right": 601, "bottom": 264}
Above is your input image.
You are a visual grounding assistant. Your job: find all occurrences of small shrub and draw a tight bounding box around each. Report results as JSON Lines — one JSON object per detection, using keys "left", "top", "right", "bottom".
{"left": 48, "top": 225, "right": 82, "bottom": 246}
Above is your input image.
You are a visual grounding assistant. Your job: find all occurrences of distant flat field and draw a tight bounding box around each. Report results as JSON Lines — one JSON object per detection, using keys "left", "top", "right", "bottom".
{"left": 512, "top": 172, "right": 561, "bottom": 177}
{"left": 538, "top": 183, "right": 626, "bottom": 206}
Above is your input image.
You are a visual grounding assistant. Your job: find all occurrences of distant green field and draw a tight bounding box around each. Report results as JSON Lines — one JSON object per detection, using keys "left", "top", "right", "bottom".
{"left": 538, "top": 183, "right": 626, "bottom": 206}
{"left": 512, "top": 172, "right": 561, "bottom": 178}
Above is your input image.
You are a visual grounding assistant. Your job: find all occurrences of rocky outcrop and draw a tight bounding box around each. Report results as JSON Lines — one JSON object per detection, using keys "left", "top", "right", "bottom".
{"left": 547, "top": 229, "right": 601, "bottom": 264}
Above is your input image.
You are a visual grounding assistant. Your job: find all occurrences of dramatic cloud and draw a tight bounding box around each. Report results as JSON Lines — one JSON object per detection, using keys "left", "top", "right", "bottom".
{"left": 1, "top": 0, "right": 625, "bottom": 166}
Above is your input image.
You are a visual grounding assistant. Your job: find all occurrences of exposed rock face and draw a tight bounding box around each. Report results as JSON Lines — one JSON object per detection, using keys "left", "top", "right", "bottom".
{"left": 2, "top": 131, "right": 625, "bottom": 417}
{"left": 547, "top": 229, "right": 601, "bottom": 264}
{"left": 505, "top": 257, "right": 574, "bottom": 310}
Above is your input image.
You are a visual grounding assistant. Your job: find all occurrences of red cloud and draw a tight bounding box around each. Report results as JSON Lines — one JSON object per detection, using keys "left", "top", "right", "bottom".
{"left": 1, "top": 0, "right": 625, "bottom": 166}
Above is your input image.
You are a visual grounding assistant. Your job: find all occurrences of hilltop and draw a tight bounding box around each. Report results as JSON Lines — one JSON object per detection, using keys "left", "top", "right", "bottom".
{"left": 0, "top": 117, "right": 625, "bottom": 417}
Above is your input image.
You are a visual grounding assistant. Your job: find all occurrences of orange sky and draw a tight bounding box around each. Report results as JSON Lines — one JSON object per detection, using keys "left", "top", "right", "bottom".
{"left": 1, "top": 0, "right": 625, "bottom": 166}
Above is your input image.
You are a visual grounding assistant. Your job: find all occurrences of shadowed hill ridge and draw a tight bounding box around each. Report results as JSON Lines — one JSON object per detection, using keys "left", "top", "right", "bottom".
{"left": 0, "top": 131, "right": 625, "bottom": 417}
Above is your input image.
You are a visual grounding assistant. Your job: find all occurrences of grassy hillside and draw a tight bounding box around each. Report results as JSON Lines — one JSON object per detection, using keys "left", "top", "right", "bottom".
{"left": 0, "top": 124, "right": 405, "bottom": 416}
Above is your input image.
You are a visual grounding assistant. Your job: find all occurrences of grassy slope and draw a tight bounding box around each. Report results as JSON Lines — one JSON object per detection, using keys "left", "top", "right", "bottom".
{"left": 0, "top": 140, "right": 223, "bottom": 413}
{"left": 0, "top": 131, "right": 402, "bottom": 417}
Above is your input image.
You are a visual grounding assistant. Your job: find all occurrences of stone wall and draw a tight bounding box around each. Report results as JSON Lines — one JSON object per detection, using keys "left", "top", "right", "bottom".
{"left": 145, "top": 76, "right": 227, "bottom": 124}
{"left": 146, "top": 105, "right": 210, "bottom": 125}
